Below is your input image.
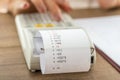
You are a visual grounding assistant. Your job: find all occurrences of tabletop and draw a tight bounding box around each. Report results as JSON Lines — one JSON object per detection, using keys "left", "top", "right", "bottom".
{"left": 0, "top": 8, "right": 120, "bottom": 80}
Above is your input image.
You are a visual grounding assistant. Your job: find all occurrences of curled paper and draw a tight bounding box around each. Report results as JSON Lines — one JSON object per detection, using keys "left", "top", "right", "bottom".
{"left": 34, "top": 29, "right": 92, "bottom": 74}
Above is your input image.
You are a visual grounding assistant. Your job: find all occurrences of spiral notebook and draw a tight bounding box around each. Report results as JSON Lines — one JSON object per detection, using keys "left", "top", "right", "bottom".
{"left": 74, "top": 15, "right": 120, "bottom": 72}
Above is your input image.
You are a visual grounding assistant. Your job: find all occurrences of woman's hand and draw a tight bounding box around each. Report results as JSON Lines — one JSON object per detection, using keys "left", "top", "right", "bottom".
{"left": 31, "top": 0, "right": 71, "bottom": 20}
{"left": 0, "top": 0, "right": 120, "bottom": 20}
{"left": 98, "top": 0, "right": 120, "bottom": 9}
{"left": 6, "top": 0, "right": 71, "bottom": 21}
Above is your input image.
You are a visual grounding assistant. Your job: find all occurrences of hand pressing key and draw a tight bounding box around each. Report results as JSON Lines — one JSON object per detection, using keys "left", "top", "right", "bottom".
{"left": 0, "top": 0, "right": 120, "bottom": 21}
{"left": 0, "top": 0, "right": 71, "bottom": 21}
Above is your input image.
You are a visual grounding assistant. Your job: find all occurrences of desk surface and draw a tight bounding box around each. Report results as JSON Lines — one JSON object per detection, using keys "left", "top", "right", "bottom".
{"left": 0, "top": 9, "right": 120, "bottom": 80}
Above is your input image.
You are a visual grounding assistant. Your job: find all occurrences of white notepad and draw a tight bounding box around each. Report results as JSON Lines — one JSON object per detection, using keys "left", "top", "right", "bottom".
{"left": 74, "top": 15, "right": 120, "bottom": 72}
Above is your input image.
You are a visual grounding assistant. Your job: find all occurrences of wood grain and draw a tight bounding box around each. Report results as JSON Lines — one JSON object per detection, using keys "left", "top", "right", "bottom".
{"left": 0, "top": 9, "right": 120, "bottom": 80}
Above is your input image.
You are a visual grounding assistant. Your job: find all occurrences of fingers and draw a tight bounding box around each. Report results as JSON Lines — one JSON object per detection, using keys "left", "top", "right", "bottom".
{"left": 31, "top": 0, "right": 47, "bottom": 13}
{"left": 8, "top": 0, "right": 71, "bottom": 20}
{"left": 31, "top": 0, "right": 71, "bottom": 21}
{"left": 8, "top": 0, "right": 30, "bottom": 16}
{"left": 98, "top": 0, "right": 118, "bottom": 9}
{"left": 31, "top": 0, "right": 70, "bottom": 21}
{"left": 55, "top": 0, "right": 72, "bottom": 12}
{"left": 44, "top": 0, "right": 62, "bottom": 21}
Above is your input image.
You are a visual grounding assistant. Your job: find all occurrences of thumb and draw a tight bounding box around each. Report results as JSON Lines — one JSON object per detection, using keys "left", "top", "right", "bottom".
{"left": 8, "top": 0, "right": 30, "bottom": 16}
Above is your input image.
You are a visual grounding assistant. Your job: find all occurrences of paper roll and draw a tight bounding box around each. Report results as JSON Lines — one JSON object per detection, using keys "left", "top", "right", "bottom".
{"left": 34, "top": 29, "right": 92, "bottom": 74}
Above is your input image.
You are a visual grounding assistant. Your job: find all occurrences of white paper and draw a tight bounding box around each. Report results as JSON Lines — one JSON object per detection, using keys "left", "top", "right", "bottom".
{"left": 74, "top": 15, "right": 120, "bottom": 67}
{"left": 35, "top": 29, "right": 91, "bottom": 74}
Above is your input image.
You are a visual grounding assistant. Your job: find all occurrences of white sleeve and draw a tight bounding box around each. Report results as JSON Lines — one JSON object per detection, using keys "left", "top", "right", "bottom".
{"left": 69, "top": 0, "right": 99, "bottom": 9}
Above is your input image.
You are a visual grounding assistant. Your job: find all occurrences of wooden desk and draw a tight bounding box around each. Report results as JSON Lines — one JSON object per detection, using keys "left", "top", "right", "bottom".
{"left": 0, "top": 9, "right": 120, "bottom": 80}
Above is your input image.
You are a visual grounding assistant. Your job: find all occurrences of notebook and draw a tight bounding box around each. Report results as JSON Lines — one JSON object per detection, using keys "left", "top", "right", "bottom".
{"left": 74, "top": 15, "right": 120, "bottom": 72}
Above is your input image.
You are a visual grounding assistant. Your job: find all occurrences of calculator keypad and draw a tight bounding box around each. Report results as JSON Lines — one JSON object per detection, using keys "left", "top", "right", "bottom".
{"left": 18, "top": 13, "right": 74, "bottom": 29}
